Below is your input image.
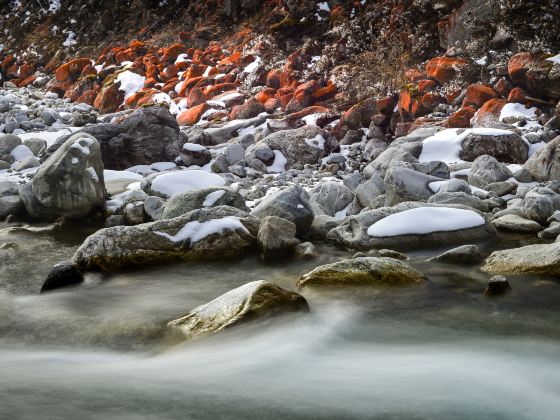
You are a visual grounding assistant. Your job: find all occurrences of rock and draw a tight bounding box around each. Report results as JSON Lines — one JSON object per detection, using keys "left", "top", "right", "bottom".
{"left": 168, "top": 281, "right": 309, "bottom": 340}
{"left": 484, "top": 275, "right": 512, "bottom": 297}
{"left": 23, "top": 138, "right": 47, "bottom": 156}
{"left": 40, "top": 261, "right": 84, "bottom": 293}
{"left": 247, "top": 125, "right": 329, "bottom": 170}
{"left": 229, "top": 98, "right": 265, "bottom": 120}
{"left": 309, "top": 215, "right": 340, "bottom": 240}
{"left": 428, "top": 191, "right": 489, "bottom": 212}
{"left": 377, "top": 249, "right": 408, "bottom": 260}
{"left": 12, "top": 155, "right": 40, "bottom": 171}
{"left": 257, "top": 216, "right": 299, "bottom": 260}
{"left": 482, "top": 242, "right": 560, "bottom": 275}
{"left": 44, "top": 106, "right": 184, "bottom": 170}
{"left": 105, "top": 214, "right": 127, "bottom": 227}
{"left": 0, "top": 134, "right": 21, "bottom": 155}
{"left": 468, "top": 155, "right": 511, "bottom": 188}
{"left": 459, "top": 130, "right": 528, "bottom": 164}
{"left": 384, "top": 166, "right": 440, "bottom": 206}
{"left": 428, "top": 244, "right": 482, "bottom": 264}
{"left": 363, "top": 147, "right": 418, "bottom": 179}
{"left": 142, "top": 170, "right": 227, "bottom": 199}
{"left": 20, "top": 133, "right": 105, "bottom": 221}
{"left": 308, "top": 182, "right": 354, "bottom": 217}
{"left": 180, "top": 143, "right": 212, "bottom": 166}
{"left": 161, "top": 187, "right": 247, "bottom": 219}
{"left": 250, "top": 185, "right": 314, "bottom": 235}
{"left": 0, "top": 195, "right": 23, "bottom": 219}
{"left": 295, "top": 242, "right": 318, "bottom": 259}
{"left": 143, "top": 196, "right": 165, "bottom": 221}
{"left": 0, "top": 180, "right": 19, "bottom": 197}
{"left": 297, "top": 257, "right": 426, "bottom": 288}
{"left": 355, "top": 173, "right": 385, "bottom": 208}
{"left": 123, "top": 201, "right": 146, "bottom": 225}
{"left": 520, "top": 187, "right": 560, "bottom": 223}
{"left": 73, "top": 206, "right": 259, "bottom": 271}
{"left": 508, "top": 52, "right": 560, "bottom": 99}
{"left": 485, "top": 181, "right": 517, "bottom": 196}
{"left": 524, "top": 135, "right": 560, "bottom": 182}
{"left": 492, "top": 214, "right": 542, "bottom": 233}
{"left": 224, "top": 143, "right": 245, "bottom": 166}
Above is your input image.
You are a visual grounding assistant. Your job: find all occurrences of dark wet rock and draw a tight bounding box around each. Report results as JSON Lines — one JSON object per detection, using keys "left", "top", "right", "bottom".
{"left": 40, "top": 261, "right": 84, "bottom": 293}
{"left": 484, "top": 275, "right": 512, "bottom": 297}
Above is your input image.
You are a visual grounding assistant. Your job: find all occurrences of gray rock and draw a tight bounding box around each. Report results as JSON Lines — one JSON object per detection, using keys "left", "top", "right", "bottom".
{"left": 104, "top": 215, "right": 127, "bottom": 227}
{"left": 168, "top": 281, "right": 309, "bottom": 340}
{"left": 73, "top": 206, "right": 259, "bottom": 271}
{"left": 459, "top": 130, "right": 528, "bottom": 163}
{"left": 468, "top": 155, "right": 511, "bottom": 188}
{"left": 0, "top": 161, "right": 10, "bottom": 170}
{"left": 0, "top": 180, "right": 19, "bottom": 198}
{"left": 428, "top": 244, "right": 482, "bottom": 264}
{"left": 144, "top": 196, "right": 165, "bottom": 221}
{"left": 524, "top": 135, "right": 560, "bottom": 182}
{"left": 123, "top": 201, "right": 146, "bottom": 225}
{"left": 295, "top": 242, "right": 318, "bottom": 259}
{"left": 257, "top": 216, "right": 300, "bottom": 259}
{"left": 23, "top": 138, "right": 47, "bottom": 156}
{"left": 228, "top": 164, "right": 246, "bottom": 177}
{"left": 439, "top": 178, "right": 471, "bottom": 194}
{"left": 482, "top": 242, "right": 560, "bottom": 275}
{"left": 428, "top": 191, "right": 489, "bottom": 212}
{"left": 161, "top": 187, "right": 247, "bottom": 219}
{"left": 492, "top": 214, "right": 542, "bottom": 233}
{"left": 309, "top": 215, "right": 340, "bottom": 240}
{"left": 521, "top": 187, "right": 560, "bottom": 223}
{"left": 252, "top": 144, "right": 275, "bottom": 163}
{"left": 363, "top": 147, "right": 417, "bottom": 179}
{"left": 297, "top": 257, "right": 426, "bottom": 288}
{"left": 225, "top": 143, "right": 245, "bottom": 165}
{"left": 384, "top": 166, "right": 441, "bottom": 206}
{"left": 355, "top": 172, "right": 385, "bottom": 208}
{"left": 485, "top": 181, "right": 517, "bottom": 196}
{"left": 12, "top": 155, "right": 40, "bottom": 171}
{"left": 0, "top": 134, "right": 21, "bottom": 155}
{"left": 0, "top": 195, "right": 23, "bottom": 219}
{"left": 377, "top": 249, "right": 408, "bottom": 260}
{"left": 20, "top": 133, "right": 105, "bottom": 221}
{"left": 538, "top": 222, "right": 560, "bottom": 239}
{"left": 41, "top": 109, "right": 60, "bottom": 125}
{"left": 250, "top": 185, "right": 314, "bottom": 235}
{"left": 180, "top": 144, "right": 211, "bottom": 167}
{"left": 211, "top": 153, "right": 230, "bottom": 173}
{"left": 484, "top": 275, "right": 512, "bottom": 297}
{"left": 40, "top": 261, "right": 84, "bottom": 293}
{"left": 308, "top": 182, "right": 354, "bottom": 217}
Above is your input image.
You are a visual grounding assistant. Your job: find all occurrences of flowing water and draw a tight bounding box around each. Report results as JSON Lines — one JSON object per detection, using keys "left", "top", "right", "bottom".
{"left": 1, "top": 221, "right": 559, "bottom": 420}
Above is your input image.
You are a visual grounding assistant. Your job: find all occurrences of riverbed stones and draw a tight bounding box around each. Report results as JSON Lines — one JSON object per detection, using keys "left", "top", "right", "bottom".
{"left": 73, "top": 206, "right": 259, "bottom": 271}
{"left": 168, "top": 281, "right": 309, "bottom": 339}
{"left": 297, "top": 257, "right": 426, "bottom": 288}
{"left": 161, "top": 187, "right": 247, "bottom": 219}
{"left": 250, "top": 185, "right": 314, "bottom": 235}
{"left": 40, "top": 261, "right": 84, "bottom": 293}
{"left": 308, "top": 182, "right": 354, "bottom": 217}
{"left": 484, "top": 275, "right": 512, "bottom": 297}
{"left": 428, "top": 244, "right": 483, "bottom": 264}
{"left": 257, "top": 216, "right": 299, "bottom": 260}
{"left": 492, "top": 214, "right": 542, "bottom": 233}
{"left": 482, "top": 242, "right": 560, "bottom": 275}
{"left": 20, "top": 132, "right": 105, "bottom": 221}
{"left": 468, "top": 155, "right": 511, "bottom": 188}
{"left": 524, "top": 135, "right": 560, "bottom": 182}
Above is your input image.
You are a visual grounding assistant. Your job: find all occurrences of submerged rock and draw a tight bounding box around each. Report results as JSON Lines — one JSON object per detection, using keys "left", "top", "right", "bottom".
{"left": 168, "top": 281, "right": 309, "bottom": 340}
{"left": 484, "top": 275, "right": 512, "bottom": 297}
{"left": 482, "top": 242, "right": 560, "bottom": 275}
{"left": 428, "top": 244, "right": 483, "bottom": 264}
{"left": 40, "top": 261, "right": 84, "bottom": 293}
{"left": 297, "top": 257, "right": 426, "bottom": 288}
{"left": 73, "top": 206, "right": 259, "bottom": 271}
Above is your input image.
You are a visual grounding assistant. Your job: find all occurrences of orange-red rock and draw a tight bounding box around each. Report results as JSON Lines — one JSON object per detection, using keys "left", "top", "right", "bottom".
{"left": 426, "top": 56, "right": 475, "bottom": 84}
{"left": 507, "top": 87, "right": 529, "bottom": 104}
{"left": 446, "top": 106, "right": 477, "bottom": 128}
{"left": 162, "top": 43, "right": 187, "bottom": 63}
{"left": 94, "top": 83, "right": 124, "bottom": 114}
{"left": 462, "top": 84, "right": 498, "bottom": 108}
{"left": 177, "top": 103, "right": 209, "bottom": 126}
{"left": 55, "top": 58, "right": 92, "bottom": 82}
{"left": 471, "top": 98, "right": 507, "bottom": 127}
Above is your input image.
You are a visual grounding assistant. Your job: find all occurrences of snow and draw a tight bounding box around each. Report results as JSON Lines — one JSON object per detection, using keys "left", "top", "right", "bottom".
{"left": 202, "top": 190, "right": 226, "bottom": 207}
{"left": 529, "top": 141, "right": 546, "bottom": 157}
{"left": 546, "top": 53, "right": 560, "bottom": 64}
{"left": 150, "top": 170, "right": 226, "bottom": 197}
{"left": 183, "top": 143, "right": 207, "bottom": 152}
{"left": 47, "top": 0, "right": 61, "bottom": 13}
{"left": 10, "top": 145, "right": 34, "bottom": 161}
{"left": 155, "top": 216, "right": 248, "bottom": 244}
{"left": 317, "top": 2, "right": 331, "bottom": 12}
{"left": 335, "top": 204, "right": 349, "bottom": 220}
{"left": 174, "top": 54, "right": 190, "bottom": 65}
{"left": 115, "top": 71, "right": 146, "bottom": 99}
{"left": 103, "top": 170, "right": 143, "bottom": 182}
{"left": 63, "top": 31, "right": 77, "bottom": 47}
{"left": 499, "top": 103, "right": 538, "bottom": 121}
{"left": 302, "top": 113, "right": 320, "bottom": 126}
{"left": 18, "top": 129, "right": 78, "bottom": 148}
{"left": 150, "top": 162, "right": 176, "bottom": 172}
{"left": 305, "top": 134, "right": 326, "bottom": 150}
{"left": 87, "top": 167, "right": 99, "bottom": 182}
{"left": 242, "top": 56, "right": 261, "bottom": 74}
{"left": 70, "top": 137, "right": 93, "bottom": 155}
{"left": 367, "top": 207, "right": 485, "bottom": 237}
{"left": 419, "top": 128, "right": 513, "bottom": 164}
{"left": 267, "top": 150, "right": 287, "bottom": 173}
{"left": 152, "top": 92, "right": 180, "bottom": 115}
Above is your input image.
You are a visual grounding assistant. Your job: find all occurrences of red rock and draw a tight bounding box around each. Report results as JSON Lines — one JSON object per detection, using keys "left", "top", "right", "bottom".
{"left": 144, "top": 77, "right": 158, "bottom": 88}
{"left": 229, "top": 98, "right": 265, "bottom": 120}
{"left": 116, "top": 49, "right": 136, "bottom": 64}
{"left": 508, "top": 87, "right": 529, "bottom": 104}
{"left": 176, "top": 103, "right": 209, "bottom": 126}
{"left": 312, "top": 82, "right": 337, "bottom": 102}
{"left": 162, "top": 43, "right": 187, "bottom": 63}
{"left": 187, "top": 87, "right": 208, "bottom": 108}
{"left": 264, "top": 98, "right": 281, "bottom": 113}
{"left": 471, "top": 98, "right": 507, "bottom": 127}
{"left": 417, "top": 79, "right": 438, "bottom": 94}
{"left": 80, "top": 64, "right": 97, "bottom": 78}
{"left": 276, "top": 88, "right": 294, "bottom": 109}
{"left": 256, "top": 88, "right": 277, "bottom": 104}
{"left": 18, "top": 63, "right": 34, "bottom": 80}
{"left": 55, "top": 58, "right": 92, "bottom": 82}
{"left": 285, "top": 80, "right": 319, "bottom": 113}
{"left": 266, "top": 69, "right": 282, "bottom": 89}
{"left": 493, "top": 78, "right": 513, "bottom": 98}
{"left": 508, "top": 52, "right": 560, "bottom": 99}
{"left": 446, "top": 106, "right": 477, "bottom": 128}
{"left": 333, "top": 97, "right": 377, "bottom": 139}
{"left": 94, "top": 83, "right": 124, "bottom": 114}
{"left": 18, "top": 75, "right": 37, "bottom": 88}
{"left": 425, "top": 56, "right": 476, "bottom": 84}
{"left": 205, "top": 83, "right": 238, "bottom": 98}
{"left": 64, "top": 76, "right": 97, "bottom": 102}
{"left": 462, "top": 84, "right": 498, "bottom": 108}
{"left": 77, "top": 89, "right": 97, "bottom": 105}
{"left": 285, "top": 106, "right": 330, "bottom": 123}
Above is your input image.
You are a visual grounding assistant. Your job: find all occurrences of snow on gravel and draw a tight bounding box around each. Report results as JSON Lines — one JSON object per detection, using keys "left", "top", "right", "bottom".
{"left": 155, "top": 216, "right": 248, "bottom": 244}
{"left": 367, "top": 207, "right": 485, "bottom": 237}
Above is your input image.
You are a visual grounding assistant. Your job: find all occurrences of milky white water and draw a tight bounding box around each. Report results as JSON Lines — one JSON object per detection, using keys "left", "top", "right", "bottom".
{"left": 0, "top": 221, "right": 559, "bottom": 419}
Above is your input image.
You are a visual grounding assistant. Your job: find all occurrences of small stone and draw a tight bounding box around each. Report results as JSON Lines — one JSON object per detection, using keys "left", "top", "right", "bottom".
{"left": 377, "top": 249, "right": 408, "bottom": 260}
{"left": 484, "top": 275, "right": 512, "bottom": 297}
{"left": 40, "top": 261, "right": 84, "bottom": 293}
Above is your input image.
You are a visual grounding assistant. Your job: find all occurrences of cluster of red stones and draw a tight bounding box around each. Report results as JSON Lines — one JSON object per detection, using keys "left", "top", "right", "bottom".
{"left": 0, "top": 54, "right": 37, "bottom": 87}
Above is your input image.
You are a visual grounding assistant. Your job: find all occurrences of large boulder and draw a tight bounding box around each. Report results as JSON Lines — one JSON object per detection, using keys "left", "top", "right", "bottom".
{"left": 383, "top": 166, "right": 441, "bottom": 206}
{"left": 468, "top": 155, "right": 511, "bottom": 188}
{"left": 482, "top": 242, "right": 560, "bottom": 275}
{"left": 297, "top": 257, "right": 426, "bottom": 288}
{"left": 247, "top": 125, "right": 330, "bottom": 169}
{"left": 308, "top": 182, "right": 354, "bottom": 217}
{"left": 524, "top": 135, "right": 560, "bottom": 182}
{"left": 20, "top": 133, "right": 105, "bottom": 221}
{"left": 250, "top": 185, "right": 314, "bottom": 235}
{"left": 43, "top": 106, "right": 185, "bottom": 170}
{"left": 168, "top": 281, "right": 309, "bottom": 340}
{"left": 257, "top": 216, "right": 299, "bottom": 260}
{"left": 508, "top": 52, "right": 560, "bottom": 99}
{"left": 73, "top": 206, "right": 259, "bottom": 271}
{"left": 161, "top": 186, "right": 247, "bottom": 219}
{"left": 459, "top": 130, "right": 528, "bottom": 164}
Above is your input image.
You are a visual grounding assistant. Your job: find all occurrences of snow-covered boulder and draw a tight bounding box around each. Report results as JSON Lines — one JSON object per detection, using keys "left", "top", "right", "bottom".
{"left": 20, "top": 133, "right": 105, "bottom": 221}
{"left": 73, "top": 206, "right": 259, "bottom": 271}
{"left": 168, "top": 281, "right": 309, "bottom": 340}
{"left": 142, "top": 170, "right": 227, "bottom": 199}
{"left": 297, "top": 257, "right": 426, "bottom": 288}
